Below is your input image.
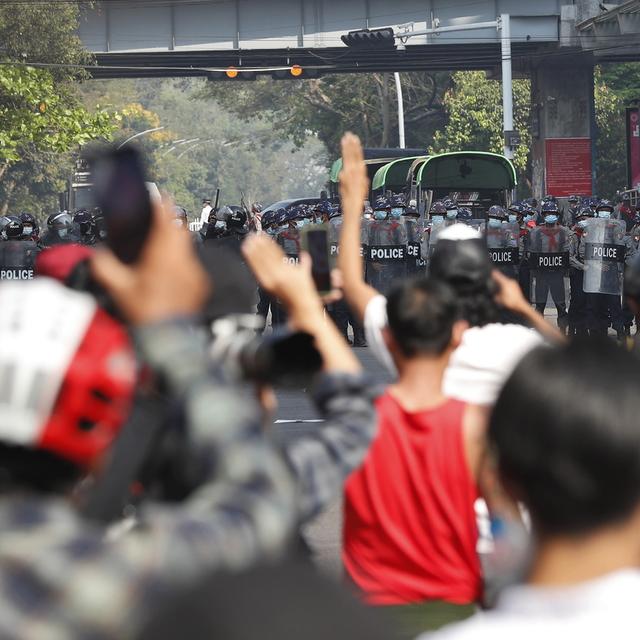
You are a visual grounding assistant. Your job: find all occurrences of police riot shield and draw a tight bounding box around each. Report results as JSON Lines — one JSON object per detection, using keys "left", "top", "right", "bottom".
{"left": 484, "top": 222, "right": 519, "bottom": 277}
{"left": 527, "top": 226, "right": 570, "bottom": 304}
{"left": 277, "top": 228, "right": 301, "bottom": 264}
{"left": 404, "top": 218, "right": 426, "bottom": 275}
{"left": 327, "top": 218, "right": 368, "bottom": 270}
{"left": 0, "top": 240, "right": 38, "bottom": 281}
{"left": 365, "top": 219, "right": 408, "bottom": 295}
{"left": 583, "top": 218, "right": 626, "bottom": 295}
{"left": 426, "top": 221, "right": 447, "bottom": 260}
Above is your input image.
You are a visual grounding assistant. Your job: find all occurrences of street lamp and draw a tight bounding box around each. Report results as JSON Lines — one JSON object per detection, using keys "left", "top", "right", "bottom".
{"left": 117, "top": 126, "right": 166, "bottom": 149}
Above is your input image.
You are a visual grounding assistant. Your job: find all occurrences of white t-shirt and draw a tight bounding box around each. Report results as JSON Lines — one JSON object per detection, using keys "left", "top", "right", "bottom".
{"left": 364, "top": 295, "right": 544, "bottom": 405}
{"left": 200, "top": 205, "right": 212, "bottom": 226}
{"left": 421, "top": 569, "right": 640, "bottom": 640}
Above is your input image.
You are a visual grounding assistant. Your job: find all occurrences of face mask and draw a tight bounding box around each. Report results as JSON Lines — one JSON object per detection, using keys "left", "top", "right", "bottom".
{"left": 446, "top": 210, "right": 457, "bottom": 220}
{"left": 488, "top": 218, "right": 502, "bottom": 229}
{"left": 544, "top": 214, "right": 558, "bottom": 224}
{"left": 214, "top": 220, "right": 226, "bottom": 230}
{"left": 508, "top": 214, "right": 517, "bottom": 223}
{"left": 597, "top": 211, "right": 611, "bottom": 219}
{"left": 577, "top": 220, "right": 588, "bottom": 229}
{"left": 390, "top": 208, "right": 403, "bottom": 219}
{"left": 373, "top": 210, "right": 387, "bottom": 221}
{"left": 23, "top": 225, "right": 33, "bottom": 235}
{"left": 296, "top": 220, "right": 305, "bottom": 229}
{"left": 58, "top": 228, "right": 68, "bottom": 238}
{"left": 431, "top": 215, "right": 444, "bottom": 224}
{"left": 524, "top": 214, "right": 533, "bottom": 223}
{"left": 266, "top": 227, "right": 277, "bottom": 236}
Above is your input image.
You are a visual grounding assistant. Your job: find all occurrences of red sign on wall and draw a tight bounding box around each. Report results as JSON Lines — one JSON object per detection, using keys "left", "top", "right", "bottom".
{"left": 545, "top": 138, "right": 592, "bottom": 197}
{"left": 627, "top": 108, "right": 640, "bottom": 189}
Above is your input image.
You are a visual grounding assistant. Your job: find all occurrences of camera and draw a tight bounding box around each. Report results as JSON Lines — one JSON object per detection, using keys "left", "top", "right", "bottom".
{"left": 209, "top": 315, "right": 322, "bottom": 387}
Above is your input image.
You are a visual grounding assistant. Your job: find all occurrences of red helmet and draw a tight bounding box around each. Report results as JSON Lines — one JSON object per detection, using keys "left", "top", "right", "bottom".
{"left": 0, "top": 279, "right": 136, "bottom": 468}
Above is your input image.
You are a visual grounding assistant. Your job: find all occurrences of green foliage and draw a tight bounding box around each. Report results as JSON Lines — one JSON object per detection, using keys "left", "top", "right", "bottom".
{"left": 599, "top": 63, "right": 640, "bottom": 105}
{"left": 199, "top": 73, "right": 450, "bottom": 157}
{"left": 0, "top": 65, "right": 115, "bottom": 164}
{"left": 429, "top": 71, "right": 531, "bottom": 191}
{"left": 594, "top": 68, "right": 627, "bottom": 196}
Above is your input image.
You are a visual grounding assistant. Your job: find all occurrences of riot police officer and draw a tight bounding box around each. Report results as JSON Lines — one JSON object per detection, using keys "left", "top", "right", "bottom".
{"left": 443, "top": 198, "right": 459, "bottom": 225}
{"left": 19, "top": 212, "right": 39, "bottom": 243}
{"left": 568, "top": 206, "right": 594, "bottom": 336}
{"left": 0, "top": 218, "right": 39, "bottom": 281}
{"left": 588, "top": 202, "right": 626, "bottom": 339}
{"left": 365, "top": 196, "right": 408, "bottom": 294}
{"left": 209, "top": 205, "right": 249, "bottom": 257}
{"left": 566, "top": 195, "right": 581, "bottom": 228}
{"left": 528, "top": 201, "right": 570, "bottom": 333}
{"left": 40, "top": 212, "right": 80, "bottom": 248}
{"left": 73, "top": 210, "right": 99, "bottom": 246}
{"left": 483, "top": 205, "right": 519, "bottom": 278}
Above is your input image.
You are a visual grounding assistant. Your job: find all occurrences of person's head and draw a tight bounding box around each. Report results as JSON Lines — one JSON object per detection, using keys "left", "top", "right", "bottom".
{"left": 383, "top": 277, "right": 466, "bottom": 367}
{"left": 487, "top": 205, "right": 507, "bottom": 229}
{"left": 0, "top": 279, "right": 136, "bottom": 494}
{"left": 47, "top": 211, "right": 73, "bottom": 238}
{"left": 373, "top": 196, "right": 390, "bottom": 221}
{"left": 19, "top": 212, "right": 38, "bottom": 240}
{"left": 4, "top": 216, "right": 23, "bottom": 240}
{"left": 430, "top": 200, "right": 446, "bottom": 224}
{"left": 430, "top": 224, "right": 499, "bottom": 327}
{"left": 491, "top": 339, "right": 640, "bottom": 539}
{"left": 226, "top": 207, "right": 247, "bottom": 231}
{"left": 575, "top": 206, "right": 594, "bottom": 231}
{"left": 541, "top": 200, "right": 559, "bottom": 225}
{"left": 73, "top": 209, "right": 95, "bottom": 237}
{"left": 172, "top": 205, "right": 189, "bottom": 230}
{"left": 389, "top": 193, "right": 406, "bottom": 220}
{"left": 508, "top": 202, "right": 525, "bottom": 225}
{"left": 443, "top": 198, "right": 458, "bottom": 220}
{"left": 596, "top": 199, "right": 614, "bottom": 219}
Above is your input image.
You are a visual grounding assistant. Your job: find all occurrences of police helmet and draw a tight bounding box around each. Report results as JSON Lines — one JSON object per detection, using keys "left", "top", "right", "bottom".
{"left": 443, "top": 197, "right": 457, "bottom": 210}
{"left": 314, "top": 201, "right": 332, "bottom": 216}
{"left": 541, "top": 200, "right": 559, "bottom": 214}
{"left": 541, "top": 195, "right": 557, "bottom": 204}
{"left": 487, "top": 205, "right": 507, "bottom": 220}
{"left": 374, "top": 195, "right": 391, "bottom": 211}
{"left": 261, "top": 210, "right": 277, "bottom": 229}
{"left": 456, "top": 208, "right": 473, "bottom": 222}
{"left": 430, "top": 201, "right": 447, "bottom": 215}
{"left": 48, "top": 211, "right": 73, "bottom": 231}
{"left": 73, "top": 210, "right": 95, "bottom": 236}
{"left": 597, "top": 199, "right": 614, "bottom": 212}
{"left": 568, "top": 195, "right": 580, "bottom": 204}
{"left": 216, "top": 205, "right": 233, "bottom": 222}
{"left": 227, "top": 207, "right": 247, "bottom": 229}
{"left": 576, "top": 206, "right": 595, "bottom": 219}
{"left": 19, "top": 212, "right": 38, "bottom": 236}
{"left": 4, "top": 217, "right": 24, "bottom": 240}
{"left": 0, "top": 216, "right": 10, "bottom": 238}
{"left": 390, "top": 193, "right": 406, "bottom": 208}
{"left": 508, "top": 202, "right": 525, "bottom": 215}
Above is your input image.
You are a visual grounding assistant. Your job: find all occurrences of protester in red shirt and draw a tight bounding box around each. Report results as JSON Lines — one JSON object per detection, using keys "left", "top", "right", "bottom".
{"left": 342, "top": 276, "right": 516, "bottom": 637}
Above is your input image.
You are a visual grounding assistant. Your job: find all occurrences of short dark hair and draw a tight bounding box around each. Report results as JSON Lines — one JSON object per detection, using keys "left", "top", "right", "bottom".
{"left": 490, "top": 338, "right": 640, "bottom": 536}
{"left": 386, "top": 277, "right": 458, "bottom": 357}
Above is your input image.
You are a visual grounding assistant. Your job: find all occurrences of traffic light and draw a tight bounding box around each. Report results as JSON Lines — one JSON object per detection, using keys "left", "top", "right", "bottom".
{"left": 340, "top": 27, "right": 396, "bottom": 49}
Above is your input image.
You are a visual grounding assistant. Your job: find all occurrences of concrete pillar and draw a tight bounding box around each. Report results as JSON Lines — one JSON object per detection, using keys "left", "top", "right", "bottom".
{"left": 530, "top": 61, "right": 595, "bottom": 200}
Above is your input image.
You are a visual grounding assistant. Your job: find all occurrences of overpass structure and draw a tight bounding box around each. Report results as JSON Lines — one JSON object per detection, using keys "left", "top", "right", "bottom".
{"left": 77, "top": 0, "right": 640, "bottom": 197}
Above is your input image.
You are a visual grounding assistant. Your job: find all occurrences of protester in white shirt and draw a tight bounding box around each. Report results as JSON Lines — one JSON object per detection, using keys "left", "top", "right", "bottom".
{"left": 200, "top": 199, "right": 213, "bottom": 227}
{"left": 423, "top": 338, "right": 640, "bottom": 639}
{"left": 337, "top": 133, "right": 564, "bottom": 406}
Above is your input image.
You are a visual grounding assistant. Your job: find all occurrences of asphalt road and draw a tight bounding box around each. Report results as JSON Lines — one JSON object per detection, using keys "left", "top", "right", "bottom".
{"left": 273, "top": 346, "right": 391, "bottom": 577}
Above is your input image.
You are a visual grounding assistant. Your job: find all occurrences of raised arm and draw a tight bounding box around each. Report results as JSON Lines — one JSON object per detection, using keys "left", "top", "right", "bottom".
{"left": 243, "top": 234, "right": 378, "bottom": 522}
{"left": 338, "top": 133, "right": 380, "bottom": 325}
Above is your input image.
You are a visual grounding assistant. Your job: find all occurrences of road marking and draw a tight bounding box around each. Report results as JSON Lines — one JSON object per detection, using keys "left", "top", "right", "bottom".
{"left": 274, "top": 419, "right": 325, "bottom": 424}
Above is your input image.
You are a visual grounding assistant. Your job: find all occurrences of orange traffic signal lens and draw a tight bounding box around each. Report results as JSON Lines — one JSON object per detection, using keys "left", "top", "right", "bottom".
{"left": 290, "top": 65, "right": 303, "bottom": 77}
{"left": 226, "top": 67, "right": 239, "bottom": 79}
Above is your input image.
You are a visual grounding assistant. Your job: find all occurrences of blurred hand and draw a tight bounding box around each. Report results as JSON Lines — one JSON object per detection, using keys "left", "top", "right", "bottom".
{"left": 91, "top": 198, "right": 210, "bottom": 325}
{"left": 339, "top": 133, "right": 368, "bottom": 219}
{"left": 492, "top": 269, "right": 528, "bottom": 313}
{"left": 242, "top": 235, "right": 324, "bottom": 332}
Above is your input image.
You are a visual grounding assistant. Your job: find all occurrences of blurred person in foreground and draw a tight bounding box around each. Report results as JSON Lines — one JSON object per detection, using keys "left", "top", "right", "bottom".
{"left": 337, "top": 133, "right": 564, "bottom": 408}
{"left": 0, "top": 199, "right": 298, "bottom": 639}
{"left": 425, "top": 339, "right": 640, "bottom": 639}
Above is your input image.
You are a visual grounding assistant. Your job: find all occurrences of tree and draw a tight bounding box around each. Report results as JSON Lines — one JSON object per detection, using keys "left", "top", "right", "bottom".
{"left": 599, "top": 62, "right": 640, "bottom": 105}
{"left": 594, "top": 68, "right": 627, "bottom": 196}
{"left": 429, "top": 71, "right": 531, "bottom": 193}
{"left": 0, "top": 66, "right": 116, "bottom": 214}
{"left": 199, "top": 72, "right": 450, "bottom": 157}
{"left": 0, "top": 3, "right": 118, "bottom": 214}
